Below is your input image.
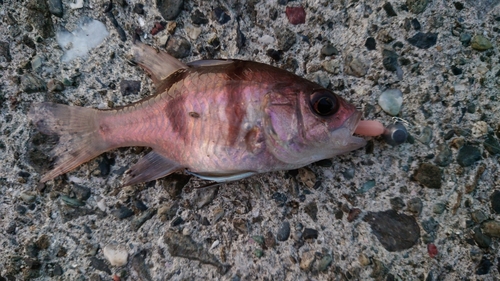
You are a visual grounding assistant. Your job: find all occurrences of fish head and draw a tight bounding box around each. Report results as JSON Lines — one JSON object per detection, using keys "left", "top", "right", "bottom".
{"left": 264, "top": 86, "right": 367, "bottom": 167}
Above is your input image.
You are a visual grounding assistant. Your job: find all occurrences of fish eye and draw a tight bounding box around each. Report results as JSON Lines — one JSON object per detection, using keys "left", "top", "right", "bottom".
{"left": 309, "top": 90, "right": 339, "bottom": 117}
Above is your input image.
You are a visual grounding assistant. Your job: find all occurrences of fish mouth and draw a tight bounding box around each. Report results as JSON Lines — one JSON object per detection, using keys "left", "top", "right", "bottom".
{"left": 335, "top": 111, "right": 367, "bottom": 149}
{"left": 344, "top": 111, "right": 363, "bottom": 134}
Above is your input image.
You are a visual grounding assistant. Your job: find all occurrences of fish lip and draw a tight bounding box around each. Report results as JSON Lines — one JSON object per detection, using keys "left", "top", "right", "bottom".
{"left": 343, "top": 111, "right": 363, "bottom": 135}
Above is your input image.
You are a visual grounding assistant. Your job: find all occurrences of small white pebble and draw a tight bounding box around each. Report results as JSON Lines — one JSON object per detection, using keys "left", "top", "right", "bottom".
{"left": 138, "top": 17, "right": 145, "bottom": 27}
{"left": 97, "top": 199, "right": 107, "bottom": 212}
{"left": 378, "top": 89, "right": 403, "bottom": 116}
{"left": 70, "top": 0, "right": 84, "bottom": 9}
{"left": 472, "top": 121, "right": 488, "bottom": 138}
{"left": 103, "top": 243, "right": 128, "bottom": 266}
{"left": 210, "top": 240, "right": 220, "bottom": 250}
{"left": 258, "top": 35, "right": 274, "bottom": 44}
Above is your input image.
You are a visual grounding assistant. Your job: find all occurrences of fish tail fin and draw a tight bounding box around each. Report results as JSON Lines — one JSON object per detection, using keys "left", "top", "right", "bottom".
{"left": 29, "top": 102, "right": 110, "bottom": 182}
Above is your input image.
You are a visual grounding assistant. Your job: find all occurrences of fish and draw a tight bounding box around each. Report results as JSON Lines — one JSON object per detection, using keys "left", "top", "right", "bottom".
{"left": 28, "top": 41, "right": 368, "bottom": 186}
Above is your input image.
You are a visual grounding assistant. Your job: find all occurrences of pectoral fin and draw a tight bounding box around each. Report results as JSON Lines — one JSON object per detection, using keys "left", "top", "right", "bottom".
{"left": 122, "top": 151, "right": 182, "bottom": 186}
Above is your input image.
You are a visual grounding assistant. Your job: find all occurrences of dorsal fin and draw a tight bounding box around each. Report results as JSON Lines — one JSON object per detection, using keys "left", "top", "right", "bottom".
{"left": 130, "top": 41, "right": 188, "bottom": 86}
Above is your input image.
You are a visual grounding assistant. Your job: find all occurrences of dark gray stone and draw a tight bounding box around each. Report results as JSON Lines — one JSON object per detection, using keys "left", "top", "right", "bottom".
{"left": 491, "top": 190, "right": 500, "bottom": 214}
{"left": 111, "top": 206, "right": 134, "bottom": 219}
{"left": 120, "top": 80, "right": 141, "bottom": 96}
{"left": 157, "top": 0, "right": 183, "bottom": 20}
{"left": 47, "top": 0, "right": 63, "bottom": 17}
{"left": 277, "top": 221, "right": 291, "bottom": 241}
{"left": 214, "top": 7, "right": 231, "bottom": 24}
{"left": 90, "top": 257, "right": 111, "bottom": 275}
{"left": 457, "top": 145, "right": 481, "bottom": 167}
{"left": 302, "top": 228, "right": 318, "bottom": 240}
{"left": 407, "top": 198, "right": 423, "bottom": 216}
{"left": 364, "top": 210, "right": 420, "bottom": 251}
{"left": 484, "top": 134, "right": 500, "bottom": 155}
{"left": 408, "top": 32, "right": 438, "bottom": 49}
{"left": 365, "top": 37, "right": 376, "bottom": 50}
{"left": 383, "top": 2, "right": 397, "bottom": 17}
{"left": 382, "top": 49, "right": 399, "bottom": 72}
{"left": 321, "top": 44, "right": 339, "bottom": 56}
{"left": 191, "top": 9, "right": 208, "bottom": 25}
{"left": 0, "top": 41, "right": 11, "bottom": 62}
{"left": 21, "top": 73, "right": 46, "bottom": 93}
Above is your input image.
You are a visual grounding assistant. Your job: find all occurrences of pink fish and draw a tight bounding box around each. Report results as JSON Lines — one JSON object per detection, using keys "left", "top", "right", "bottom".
{"left": 29, "top": 42, "right": 370, "bottom": 186}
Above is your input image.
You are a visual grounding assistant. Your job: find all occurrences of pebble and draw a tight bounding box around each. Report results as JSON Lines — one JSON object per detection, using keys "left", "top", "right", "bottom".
{"left": 457, "top": 145, "right": 481, "bottom": 167}
{"left": 317, "top": 254, "right": 333, "bottom": 272}
{"left": 192, "top": 186, "right": 218, "bottom": 209}
{"left": 276, "top": 221, "right": 291, "bottom": 241}
{"left": 408, "top": 32, "right": 438, "bottom": 49}
{"left": 378, "top": 89, "right": 403, "bottom": 116}
{"left": 157, "top": 0, "right": 183, "bottom": 20}
{"left": 47, "top": 79, "right": 65, "bottom": 92}
{"left": 406, "top": 0, "right": 429, "bottom": 14}
{"left": 275, "top": 28, "right": 296, "bottom": 52}
{"left": 164, "top": 231, "right": 228, "bottom": 274}
{"left": 111, "top": 206, "right": 134, "bottom": 219}
{"left": 460, "top": 33, "right": 472, "bottom": 46}
{"left": 103, "top": 243, "right": 128, "bottom": 266}
{"left": 304, "top": 202, "right": 318, "bottom": 221}
{"left": 299, "top": 251, "right": 315, "bottom": 271}
{"left": 119, "top": 80, "right": 140, "bottom": 97}
{"left": 0, "top": 41, "right": 12, "bottom": 62}
{"left": 191, "top": 9, "right": 208, "bottom": 25}
{"left": 476, "top": 257, "right": 493, "bottom": 275}
{"left": 302, "top": 228, "right": 318, "bottom": 240}
{"left": 471, "top": 121, "right": 488, "bottom": 138}
{"left": 382, "top": 2, "right": 397, "bottom": 17}
{"left": 484, "top": 134, "right": 500, "bottom": 155}
{"left": 213, "top": 7, "right": 231, "bottom": 24}
{"left": 130, "top": 251, "right": 153, "bottom": 281}
{"left": 21, "top": 73, "right": 46, "bottom": 93}
{"left": 344, "top": 54, "right": 368, "bottom": 77}
{"left": 357, "top": 180, "right": 376, "bottom": 193}
{"left": 266, "top": 49, "right": 283, "bottom": 61}
{"left": 90, "top": 257, "right": 111, "bottom": 274}
{"left": 20, "top": 192, "right": 36, "bottom": 204}
{"left": 321, "top": 44, "right": 338, "bottom": 56}
{"left": 364, "top": 210, "right": 420, "bottom": 251}
{"left": 47, "top": 0, "right": 63, "bottom": 17}
{"left": 416, "top": 126, "right": 433, "bottom": 144}
{"left": 72, "top": 184, "right": 91, "bottom": 201}
{"left": 490, "top": 190, "right": 500, "bottom": 214}
{"left": 411, "top": 18, "right": 421, "bottom": 30}
{"left": 407, "top": 198, "right": 423, "bottom": 216}
{"left": 297, "top": 167, "right": 316, "bottom": 188}
{"left": 365, "top": 37, "right": 376, "bottom": 50}
{"left": 390, "top": 197, "right": 405, "bottom": 211}
{"left": 232, "top": 218, "right": 249, "bottom": 235}
{"left": 131, "top": 208, "right": 156, "bottom": 231}
{"left": 264, "top": 231, "right": 276, "bottom": 248}
{"left": 473, "top": 228, "right": 491, "bottom": 248}
{"left": 186, "top": 25, "right": 202, "bottom": 40}
{"left": 427, "top": 243, "right": 438, "bottom": 258}
{"left": 27, "top": 0, "right": 54, "bottom": 38}
{"left": 413, "top": 163, "right": 442, "bottom": 189}
{"left": 60, "top": 195, "right": 85, "bottom": 207}
{"left": 358, "top": 253, "right": 371, "bottom": 266}
{"left": 471, "top": 35, "right": 493, "bottom": 51}
{"left": 482, "top": 220, "right": 500, "bottom": 237}
{"left": 434, "top": 143, "right": 452, "bottom": 167}
{"left": 133, "top": 3, "right": 144, "bottom": 14}
{"left": 382, "top": 49, "right": 400, "bottom": 73}
{"left": 286, "top": 6, "right": 306, "bottom": 25}
{"left": 471, "top": 210, "right": 487, "bottom": 223}
{"left": 165, "top": 36, "right": 191, "bottom": 58}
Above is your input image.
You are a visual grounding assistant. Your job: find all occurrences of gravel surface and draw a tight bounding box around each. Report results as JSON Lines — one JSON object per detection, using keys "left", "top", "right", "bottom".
{"left": 1, "top": 0, "right": 500, "bottom": 280}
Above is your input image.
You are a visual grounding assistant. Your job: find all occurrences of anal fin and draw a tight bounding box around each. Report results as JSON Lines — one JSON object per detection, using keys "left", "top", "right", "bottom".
{"left": 123, "top": 151, "right": 182, "bottom": 186}
{"left": 186, "top": 171, "right": 256, "bottom": 182}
